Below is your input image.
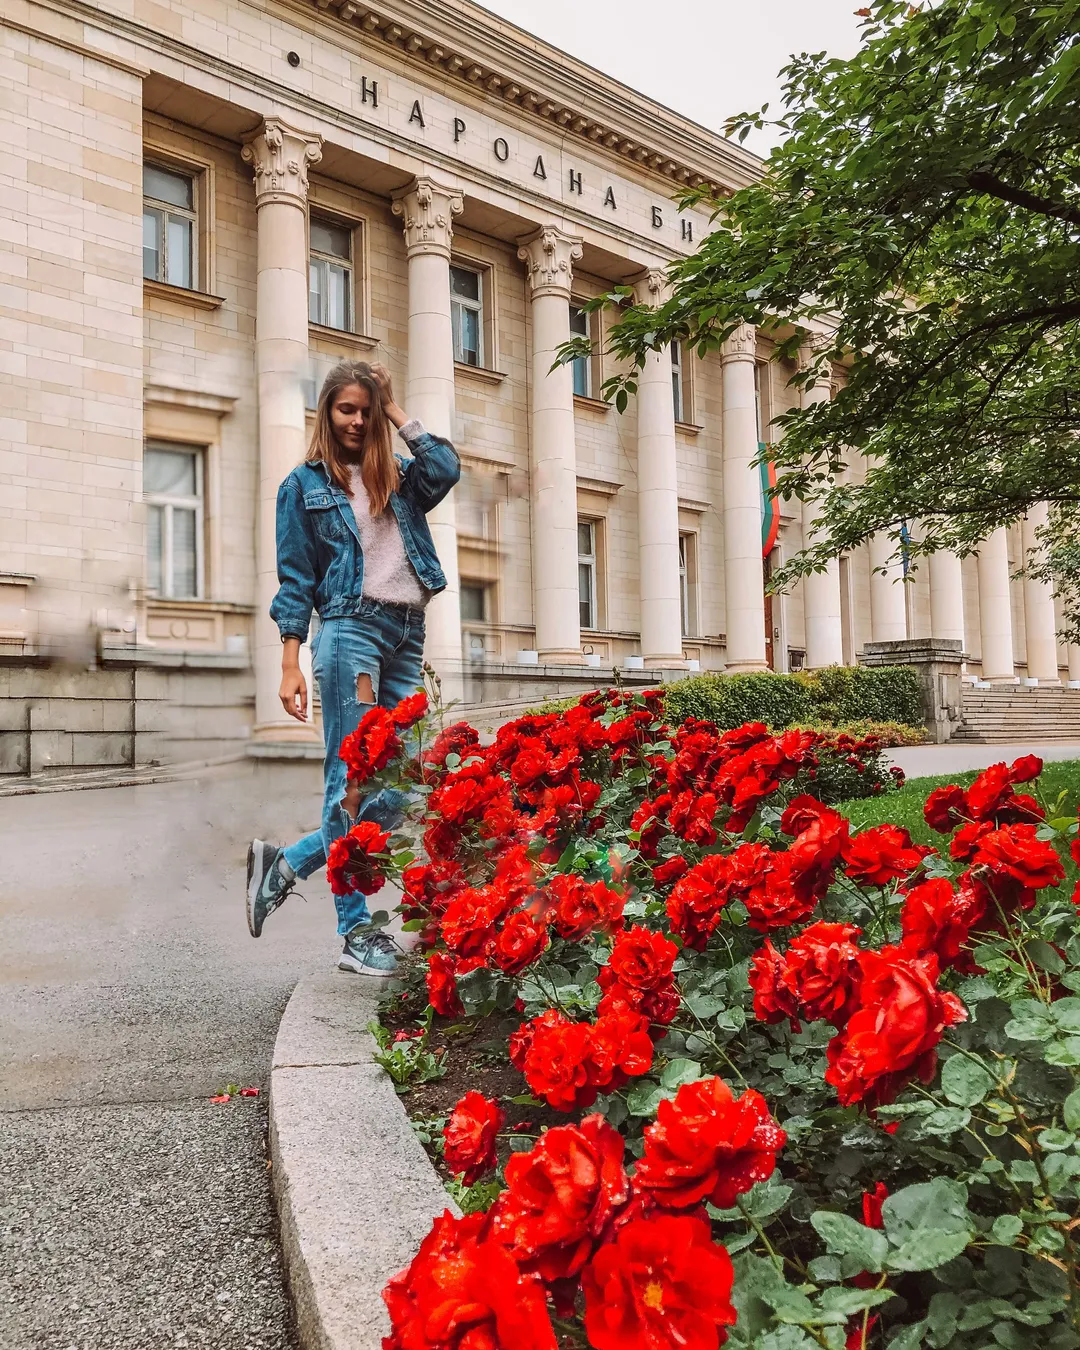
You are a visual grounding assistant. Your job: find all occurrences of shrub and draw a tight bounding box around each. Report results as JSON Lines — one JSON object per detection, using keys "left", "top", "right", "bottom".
{"left": 347, "top": 687, "right": 1080, "bottom": 1350}
{"left": 812, "top": 663, "right": 924, "bottom": 727}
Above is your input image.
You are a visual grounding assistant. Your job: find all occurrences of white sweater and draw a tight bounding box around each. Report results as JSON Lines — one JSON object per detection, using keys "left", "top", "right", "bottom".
{"left": 344, "top": 420, "right": 429, "bottom": 609}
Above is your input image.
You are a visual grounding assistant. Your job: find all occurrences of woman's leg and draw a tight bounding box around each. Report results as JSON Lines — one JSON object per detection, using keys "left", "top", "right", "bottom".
{"left": 353, "top": 607, "right": 427, "bottom": 830}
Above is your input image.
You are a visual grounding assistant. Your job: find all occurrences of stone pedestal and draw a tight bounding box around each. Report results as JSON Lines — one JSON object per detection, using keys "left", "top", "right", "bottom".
{"left": 861, "top": 637, "right": 965, "bottom": 743}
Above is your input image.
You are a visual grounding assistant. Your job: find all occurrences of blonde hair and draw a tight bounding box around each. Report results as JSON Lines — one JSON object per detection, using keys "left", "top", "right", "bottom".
{"left": 306, "top": 361, "right": 399, "bottom": 514}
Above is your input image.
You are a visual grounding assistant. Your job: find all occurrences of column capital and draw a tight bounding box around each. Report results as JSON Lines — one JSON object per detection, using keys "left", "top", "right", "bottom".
{"left": 241, "top": 119, "right": 323, "bottom": 209}
{"left": 720, "top": 321, "right": 756, "bottom": 364}
{"left": 391, "top": 177, "right": 464, "bottom": 259}
{"left": 517, "top": 225, "right": 583, "bottom": 299}
{"left": 633, "top": 267, "right": 672, "bottom": 307}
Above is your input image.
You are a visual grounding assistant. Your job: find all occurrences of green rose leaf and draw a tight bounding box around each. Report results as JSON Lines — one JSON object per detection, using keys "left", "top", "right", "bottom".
{"left": 756, "top": 1329, "right": 818, "bottom": 1350}
{"left": 881, "top": 1179, "right": 973, "bottom": 1270}
{"left": 941, "top": 1054, "right": 995, "bottom": 1107}
{"left": 888, "top": 1322, "right": 930, "bottom": 1350}
{"left": 660, "top": 1057, "right": 703, "bottom": 1091}
{"left": 889, "top": 1229, "right": 973, "bottom": 1273}
{"left": 810, "top": 1211, "right": 889, "bottom": 1273}
{"left": 991, "top": 1214, "right": 1024, "bottom": 1245}
{"left": 625, "top": 1079, "right": 665, "bottom": 1117}
{"left": 816, "top": 1286, "right": 894, "bottom": 1323}
{"left": 1062, "top": 1086, "right": 1080, "bottom": 1131}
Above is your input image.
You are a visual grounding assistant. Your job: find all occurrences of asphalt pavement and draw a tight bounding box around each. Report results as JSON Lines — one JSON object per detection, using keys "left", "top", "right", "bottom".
{"left": 0, "top": 760, "right": 339, "bottom": 1350}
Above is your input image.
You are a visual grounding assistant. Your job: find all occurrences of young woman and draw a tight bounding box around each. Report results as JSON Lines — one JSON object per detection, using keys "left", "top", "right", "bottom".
{"left": 246, "top": 360, "right": 459, "bottom": 974}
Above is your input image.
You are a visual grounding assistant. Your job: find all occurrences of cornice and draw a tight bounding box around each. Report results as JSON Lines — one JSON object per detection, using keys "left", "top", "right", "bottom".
{"left": 304, "top": 0, "right": 761, "bottom": 196}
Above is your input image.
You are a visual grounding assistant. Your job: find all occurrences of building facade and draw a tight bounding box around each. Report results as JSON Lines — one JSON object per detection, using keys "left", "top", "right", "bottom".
{"left": 2, "top": 0, "right": 1079, "bottom": 773}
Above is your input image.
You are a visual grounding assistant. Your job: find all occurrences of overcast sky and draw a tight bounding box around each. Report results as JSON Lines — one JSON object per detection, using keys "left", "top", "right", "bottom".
{"left": 478, "top": 0, "right": 866, "bottom": 154}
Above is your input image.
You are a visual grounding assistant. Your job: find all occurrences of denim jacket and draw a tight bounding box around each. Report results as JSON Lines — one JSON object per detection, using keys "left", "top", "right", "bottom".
{"left": 270, "top": 424, "right": 460, "bottom": 642}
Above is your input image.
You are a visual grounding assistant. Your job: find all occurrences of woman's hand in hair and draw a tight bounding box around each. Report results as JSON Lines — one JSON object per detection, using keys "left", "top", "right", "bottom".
{"left": 369, "top": 363, "right": 407, "bottom": 429}
{"left": 279, "top": 639, "right": 308, "bottom": 721}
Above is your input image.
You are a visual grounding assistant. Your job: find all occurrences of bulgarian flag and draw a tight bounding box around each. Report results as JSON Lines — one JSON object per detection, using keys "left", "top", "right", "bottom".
{"left": 759, "top": 443, "right": 779, "bottom": 558}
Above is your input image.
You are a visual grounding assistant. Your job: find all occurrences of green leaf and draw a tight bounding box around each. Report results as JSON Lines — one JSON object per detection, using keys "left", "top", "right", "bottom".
{"left": 881, "top": 1179, "right": 972, "bottom": 1270}
{"left": 1037, "top": 1128, "right": 1074, "bottom": 1151}
{"left": 660, "top": 1057, "right": 703, "bottom": 1091}
{"left": 810, "top": 1211, "right": 888, "bottom": 1273}
{"left": 1062, "top": 1086, "right": 1080, "bottom": 1131}
{"left": 889, "top": 1229, "right": 972, "bottom": 1273}
{"left": 756, "top": 1329, "right": 817, "bottom": 1350}
{"left": 888, "top": 1323, "right": 929, "bottom": 1350}
{"left": 941, "top": 1054, "right": 995, "bottom": 1107}
{"left": 817, "top": 1286, "right": 894, "bottom": 1321}
{"left": 625, "top": 1079, "right": 665, "bottom": 1116}
{"left": 1027, "top": 940, "right": 1065, "bottom": 975}
{"left": 991, "top": 1214, "right": 1024, "bottom": 1245}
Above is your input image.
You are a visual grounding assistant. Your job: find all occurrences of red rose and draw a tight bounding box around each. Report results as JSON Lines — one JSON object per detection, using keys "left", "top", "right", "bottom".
{"left": 586, "top": 1009, "right": 654, "bottom": 1094}
{"left": 842, "top": 824, "right": 929, "bottom": 888}
{"left": 900, "top": 876, "right": 986, "bottom": 971}
{"left": 425, "top": 951, "right": 484, "bottom": 1018}
{"left": 667, "top": 855, "right": 731, "bottom": 950}
{"left": 861, "top": 1181, "right": 888, "bottom": 1229}
{"left": 668, "top": 789, "right": 719, "bottom": 845}
{"left": 383, "top": 1209, "right": 556, "bottom": 1350}
{"left": 325, "top": 820, "right": 390, "bottom": 896}
{"left": 423, "top": 721, "right": 481, "bottom": 771}
{"left": 950, "top": 818, "right": 994, "bottom": 861}
{"left": 634, "top": 1076, "right": 786, "bottom": 1210}
{"left": 923, "top": 784, "right": 969, "bottom": 833}
{"left": 733, "top": 848, "right": 818, "bottom": 931}
{"left": 785, "top": 806, "right": 849, "bottom": 901}
{"left": 825, "top": 946, "right": 967, "bottom": 1109}
{"left": 443, "top": 1091, "right": 504, "bottom": 1185}
{"left": 749, "top": 940, "right": 801, "bottom": 1028}
{"left": 651, "top": 856, "right": 689, "bottom": 887}
{"left": 390, "top": 690, "right": 428, "bottom": 728}
{"left": 549, "top": 874, "right": 625, "bottom": 941}
{"left": 1008, "top": 753, "right": 1042, "bottom": 784}
{"left": 440, "top": 888, "right": 503, "bottom": 958}
{"left": 1073, "top": 838, "right": 1080, "bottom": 910}
{"left": 520, "top": 1013, "right": 595, "bottom": 1111}
{"left": 965, "top": 762, "right": 1018, "bottom": 821}
{"left": 493, "top": 911, "right": 550, "bottom": 975}
{"left": 402, "top": 859, "right": 466, "bottom": 921}
{"left": 581, "top": 1214, "right": 736, "bottom": 1350}
{"left": 339, "top": 705, "right": 401, "bottom": 784}
{"left": 492, "top": 1114, "right": 629, "bottom": 1282}
{"left": 598, "top": 975, "right": 682, "bottom": 1027}
{"left": 608, "top": 926, "right": 679, "bottom": 991}
{"left": 973, "top": 822, "right": 1066, "bottom": 892}
{"left": 777, "top": 921, "right": 863, "bottom": 1027}
{"left": 780, "top": 794, "right": 838, "bottom": 837}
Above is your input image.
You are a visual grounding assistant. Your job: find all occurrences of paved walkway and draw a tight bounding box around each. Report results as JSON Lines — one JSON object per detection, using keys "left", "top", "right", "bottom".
{"left": 888, "top": 740, "right": 1080, "bottom": 778}
{"left": 0, "top": 760, "right": 338, "bottom": 1350}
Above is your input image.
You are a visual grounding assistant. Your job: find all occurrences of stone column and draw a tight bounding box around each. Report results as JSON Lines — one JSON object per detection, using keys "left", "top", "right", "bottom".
{"left": 1068, "top": 644, "right": 1080, "bottom": 683}
{"left": 977, "top": 528, "right": 1015, "bottom": 681}
{"left": 798, "top": 348, "right": 844, "bottom": 668}
{"left": 517, "top": 225, "right": 584, "bottom": 663}
{"left": 929, "top": 550, "right": 966, "bottom": 645}
{"left": 869, "top": 533, "right": 908, "bottom": 642}
{"left": 242, "top": 119, "right": 323, "bottom": 744}
{"left": 632, "top": 269, "right": 684, "bottom": 666}
{"left": 720, "top": 322, "right": 768, "bottom": 671}
{"left": 1021, "top": 503, "right": 1058, "bottom": 681}
{"left": 391, "top": 177, "right": 465, "bottom": 699}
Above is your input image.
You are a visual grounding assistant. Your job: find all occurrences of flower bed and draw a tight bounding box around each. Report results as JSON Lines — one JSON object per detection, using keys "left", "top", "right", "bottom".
{"left": 336, "top": 685, "right": 1080, "bottom": 1349}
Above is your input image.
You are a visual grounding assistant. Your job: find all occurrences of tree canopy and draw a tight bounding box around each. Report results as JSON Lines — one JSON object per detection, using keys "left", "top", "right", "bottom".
{"left": 574, "top": 0, "right": 1080, "bottom": 637}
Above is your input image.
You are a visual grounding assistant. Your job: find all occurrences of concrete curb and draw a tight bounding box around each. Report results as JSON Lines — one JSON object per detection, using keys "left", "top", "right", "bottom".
{"left": 270, "top": 974, "right": 456, "bottom": 1350}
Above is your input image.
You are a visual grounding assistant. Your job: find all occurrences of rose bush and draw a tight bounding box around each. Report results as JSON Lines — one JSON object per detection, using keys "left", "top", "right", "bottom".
{"left": 334, "top": 684, "right": 1080, "bottom": 1348}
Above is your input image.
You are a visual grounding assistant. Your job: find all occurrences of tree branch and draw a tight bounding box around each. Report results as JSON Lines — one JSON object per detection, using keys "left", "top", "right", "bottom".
{"left": 967, "top": 170, "right": 1080, "bottom": 229}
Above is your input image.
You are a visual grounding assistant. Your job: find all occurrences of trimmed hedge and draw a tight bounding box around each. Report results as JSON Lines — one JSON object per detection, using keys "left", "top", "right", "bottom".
{"left": 664, "top": 664, "right": 924, "bottom": 732}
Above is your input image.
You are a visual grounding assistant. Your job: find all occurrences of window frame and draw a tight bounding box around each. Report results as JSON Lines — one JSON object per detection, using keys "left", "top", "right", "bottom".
{"left": 578, "top": 517, "right": 599, "bottom": 630}
{"left": 459, "top": 581, "right": 489, "bottom": 624}
{"left": 671, "top": 341, "right": 685, "bottom": 423}
{"left": 309, "top": 215, "right": 356, "bottom": 333}
{"left": 569, "top": 302, "right": 593, "bottom": 399}
{"left": 144, "top": 440, "right": 205, "bottom": 601}
{"left": 678, "top": 530, "right": 700, "bottom": 638}
{"left": 142, "top": 161, "right": 199, "bottom": 292}
{"left": 450, "top": 262, "right": 485, "bottom": 368}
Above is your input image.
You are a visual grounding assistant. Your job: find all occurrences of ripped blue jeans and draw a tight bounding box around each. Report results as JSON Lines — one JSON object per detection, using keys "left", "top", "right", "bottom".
{"left": 282, "top": 602, "right": 426, "bottom": 935}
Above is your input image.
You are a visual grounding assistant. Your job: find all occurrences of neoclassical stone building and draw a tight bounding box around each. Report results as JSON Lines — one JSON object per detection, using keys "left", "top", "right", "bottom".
{"left": 2, "top": 0, "right": 1078, "bottom": 771}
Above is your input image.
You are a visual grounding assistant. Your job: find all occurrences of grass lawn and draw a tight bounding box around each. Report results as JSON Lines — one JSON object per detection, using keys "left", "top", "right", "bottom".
{"left": 837, "top": 758, "right": 1080, "bottom": 895}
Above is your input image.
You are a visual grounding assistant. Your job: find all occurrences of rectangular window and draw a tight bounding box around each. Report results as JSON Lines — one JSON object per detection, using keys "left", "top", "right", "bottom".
{"left": 671, "top": 341, "right": 684, "bottom": 422}
{"left": 754, "top": 360, "right": 767, "bottom": 444}
{"left": 309, "top": 218, "right": 354, "bottom": 331}
{"left": 460, "top": 582, "right": 488, "bottom": 624}
{"left": 144, "top": 442, "right": 203, "bottom": 599}
{"left": 143, "top": 163, "right": 197, "bottom": 289}
{"left": 450, "top": 265, "right": 483, "bottom": 366}
{"left": 578, "top": 518, "right": 597, "bottom": 629}
{"left": 679, "top": 534, "right": 689, "bottom": 636}
{"left": 570, "top": 305, "right": 591, "bottom": 398}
